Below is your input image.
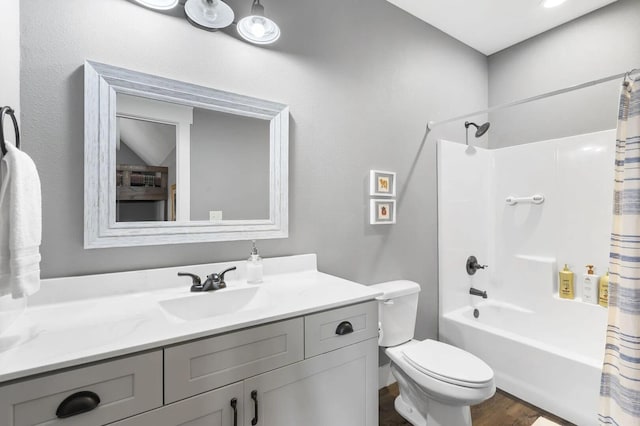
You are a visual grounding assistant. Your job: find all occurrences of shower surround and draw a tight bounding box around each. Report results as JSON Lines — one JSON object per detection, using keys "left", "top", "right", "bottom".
{"left": 437, "top": 130, "right": 614, "bottom": 425}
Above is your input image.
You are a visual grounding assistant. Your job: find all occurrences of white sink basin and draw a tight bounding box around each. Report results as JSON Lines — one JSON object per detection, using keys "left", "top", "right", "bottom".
{"left": 158, "top": 286, "right": 270, "bottom": 321}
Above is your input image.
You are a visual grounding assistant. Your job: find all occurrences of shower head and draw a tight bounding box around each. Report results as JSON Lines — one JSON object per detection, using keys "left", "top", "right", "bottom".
{"left": 465, "top": 121, "right": 491, "bottom": 138}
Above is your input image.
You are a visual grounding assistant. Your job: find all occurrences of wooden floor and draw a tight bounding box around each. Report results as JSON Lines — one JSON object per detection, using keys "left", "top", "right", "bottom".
{"left": 379, "top": 384, "right": 574, "bottom": 426}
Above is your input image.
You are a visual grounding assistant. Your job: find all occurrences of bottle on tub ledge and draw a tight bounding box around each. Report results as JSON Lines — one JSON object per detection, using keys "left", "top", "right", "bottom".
{"left": 559, "top": 264, "right": 575, "bottom": 299}
{"left": 598, "top": 269, "right": 609, "bottom": 308}
{"left": 582, "top": 265, "right": 600, "bottom": 304}
{"left": 246, "top": 240, "right": 263, "bottom": 284}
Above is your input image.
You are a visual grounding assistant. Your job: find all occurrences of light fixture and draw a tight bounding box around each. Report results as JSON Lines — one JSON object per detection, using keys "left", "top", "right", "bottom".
{"left": 184, "top": 0, "right": 235, "bottom": 31}
{"left": 541, "top": 0, "right": 567, "bottom": 8}
{"left": 133, "top": 0, "right": 281, "bottom": 45}
{"left": 237, "top": 0, "right": 281, "bottom": 45}
{"left": 133, "top": 0, "right": 179, "bottom": 10}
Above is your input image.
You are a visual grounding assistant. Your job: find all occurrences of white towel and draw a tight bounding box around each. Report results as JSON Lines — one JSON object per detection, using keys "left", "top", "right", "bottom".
{"left": 0, "top": 142, "right": 42, "bottom": 298}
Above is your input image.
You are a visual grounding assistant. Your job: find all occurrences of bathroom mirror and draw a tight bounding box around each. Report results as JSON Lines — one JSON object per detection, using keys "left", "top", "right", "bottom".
{"left": 84, "top": 61, "right": 289, "bottom": 248}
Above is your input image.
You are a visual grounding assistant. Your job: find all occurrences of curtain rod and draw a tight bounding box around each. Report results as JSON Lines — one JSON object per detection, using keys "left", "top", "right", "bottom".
{"left": 426, "top": 68, "right": 639, "bottom": 131}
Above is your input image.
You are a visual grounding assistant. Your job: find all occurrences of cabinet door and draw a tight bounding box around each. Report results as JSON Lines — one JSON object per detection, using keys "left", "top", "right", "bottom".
{"left": 109, "top": 382, "right": 243, "bottom": 426}
{"left": 243, "top": 338, "right": 378, "bottom": 426}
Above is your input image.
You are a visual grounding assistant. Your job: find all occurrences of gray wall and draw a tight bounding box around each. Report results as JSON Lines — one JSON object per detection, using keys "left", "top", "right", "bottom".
{"left": 488, "top": 0, "right": 640, "bottom": 148}
{"left": 0, "top": 0, "right": 19, "bottom": 126}
{"left": 190, "top": 108, "right": 270, "bottom": 221}
{"left": 20, "top": 0, "right": 488, "bottom": 341}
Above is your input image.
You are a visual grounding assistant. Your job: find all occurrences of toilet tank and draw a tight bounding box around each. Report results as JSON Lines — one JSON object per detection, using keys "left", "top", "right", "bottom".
{"left": 371, "top": 280, "right": 420, "bottom": 347}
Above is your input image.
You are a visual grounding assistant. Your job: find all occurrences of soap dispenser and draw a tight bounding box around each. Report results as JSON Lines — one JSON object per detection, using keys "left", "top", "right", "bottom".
{"left": 582, "top": 265, "right": 599, "bottom": 304}
{"left": 559, "top": 264, "right": 574, "bottom": 299}
{"left": 246, "top": 240, "right": 263, "bottom": 284}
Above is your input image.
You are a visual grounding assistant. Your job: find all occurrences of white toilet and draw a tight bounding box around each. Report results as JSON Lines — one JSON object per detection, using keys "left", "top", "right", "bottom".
{"left": 372, "top": 280, "right": 495, "bottom": 426}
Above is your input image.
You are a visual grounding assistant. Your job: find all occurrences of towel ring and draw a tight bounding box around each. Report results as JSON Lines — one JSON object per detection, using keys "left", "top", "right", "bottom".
{"left": 0, "top": 106, "right": 20, "bottom": 156}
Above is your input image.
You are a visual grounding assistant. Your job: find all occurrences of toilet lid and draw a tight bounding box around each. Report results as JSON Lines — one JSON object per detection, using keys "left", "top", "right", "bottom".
{"left": 401, "top": 340, "right": 494, "bottom": 388}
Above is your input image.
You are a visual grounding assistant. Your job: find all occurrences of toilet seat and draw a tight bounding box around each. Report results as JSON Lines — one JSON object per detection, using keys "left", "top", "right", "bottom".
{"left": 400, "top": 339, "right": 494, "bottom": 389}
{"left": 386, "top": 339, "right": 496, "bottom": 408}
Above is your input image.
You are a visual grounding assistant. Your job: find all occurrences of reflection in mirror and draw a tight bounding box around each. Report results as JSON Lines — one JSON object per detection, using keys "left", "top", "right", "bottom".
{"left": 116, "top": 117, "right": 176, "bottom": 222}
{"left": 85, "top": 60, "right": 289, "bottom": 248}
{"left": 114, "top": 93, "right": 271, "bottom": 223}
{"left": 190, "top": 109, "right": 270, "bottom": 221}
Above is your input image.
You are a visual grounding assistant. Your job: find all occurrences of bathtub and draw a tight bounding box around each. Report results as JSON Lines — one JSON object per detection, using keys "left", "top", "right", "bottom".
{"left": 439, "top": 300, "right": 607, "bottom": 426}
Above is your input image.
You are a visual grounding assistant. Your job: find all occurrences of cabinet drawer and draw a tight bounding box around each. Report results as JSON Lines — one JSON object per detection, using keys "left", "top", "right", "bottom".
{"left": 164, "top": 318, "right": 303, "bottom": 403}
{"left": 0, "top": 350, "right": 163, "bottom": 426}
{"left": 109, "top": 382, "right": 243, "bottom": 426}
{"left": 304, "top": 301, "right": 378, "bottom": 358}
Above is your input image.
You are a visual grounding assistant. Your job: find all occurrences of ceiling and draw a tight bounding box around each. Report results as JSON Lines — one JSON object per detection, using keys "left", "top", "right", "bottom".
{"left": 385, "top": 0, "right": 619, "bottom": 55}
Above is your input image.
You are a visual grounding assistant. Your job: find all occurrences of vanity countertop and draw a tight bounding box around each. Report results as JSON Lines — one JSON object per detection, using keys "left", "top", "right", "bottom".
{"left": 0, "top": 254, "right": 382, "bottom": 384}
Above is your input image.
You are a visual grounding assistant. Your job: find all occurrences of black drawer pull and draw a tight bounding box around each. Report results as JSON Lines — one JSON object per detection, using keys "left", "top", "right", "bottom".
{"left": 231, "top": 397, "right": 238, "bottom": 426}
{"left": 335, "top": 321, "right": 354, "bottom": 335}
{"left": 251, "top": 390, "right": 259, "bottom": 425}
{"left": 56, "top": 391, "right": 101, "bottom": 418}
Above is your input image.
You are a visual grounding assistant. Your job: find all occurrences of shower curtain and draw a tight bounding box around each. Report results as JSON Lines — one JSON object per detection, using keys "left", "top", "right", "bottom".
{"left": 599, "top": 73, "right": 640, "bottom": 426}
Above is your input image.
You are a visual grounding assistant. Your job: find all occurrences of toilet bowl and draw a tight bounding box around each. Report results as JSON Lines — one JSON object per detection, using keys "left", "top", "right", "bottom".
{"left": 372, "top": 281, "right": 495, "bottom": 426}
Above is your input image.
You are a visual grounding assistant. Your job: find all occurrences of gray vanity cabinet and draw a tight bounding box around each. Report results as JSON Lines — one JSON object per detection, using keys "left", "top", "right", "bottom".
{"left": 0, "top": 301, "right": 378, "bottom": 426}
{"left": 114, "top": 301, "right": 379, "bottom": 426}
{"left": 111, "top": 338, "right": 377, "bottom": 426}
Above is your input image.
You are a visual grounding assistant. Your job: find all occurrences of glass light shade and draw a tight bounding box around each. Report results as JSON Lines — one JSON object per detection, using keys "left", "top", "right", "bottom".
{"left": 541, "top": 0, "right": 567, "bottom": 8}
{"left": 185, "top": 0, "right": 235, "bottom": 30}
{"left": 237, "top": 15, "right": 281, "bottom": 45}
{"left": 134, "top": 0, "right": 179, "bottom": 10}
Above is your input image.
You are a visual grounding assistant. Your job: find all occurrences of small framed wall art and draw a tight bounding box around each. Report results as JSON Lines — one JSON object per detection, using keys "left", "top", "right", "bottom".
{"left": 370, "top": 199, "right": 396, "bottom": 225}
{"left": 370, "top": 170, "right": 396, "bottom": 197}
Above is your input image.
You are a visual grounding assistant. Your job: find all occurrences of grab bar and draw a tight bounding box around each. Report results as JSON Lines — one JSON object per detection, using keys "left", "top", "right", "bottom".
{"left": 505, "top": 194, "right": 544, "bottom": 206}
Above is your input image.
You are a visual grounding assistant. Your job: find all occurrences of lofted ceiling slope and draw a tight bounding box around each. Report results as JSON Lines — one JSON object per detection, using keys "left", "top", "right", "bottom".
{"left": 385, "top": 0, "right": 619, "bottom": 55}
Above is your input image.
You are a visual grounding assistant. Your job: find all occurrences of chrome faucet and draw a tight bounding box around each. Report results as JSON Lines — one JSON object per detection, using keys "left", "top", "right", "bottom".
{"left": 469, "top": 287, "right": 488, "bottom": 299}
{"left": 178, "top": 266, "right": 237, "bottom": 292}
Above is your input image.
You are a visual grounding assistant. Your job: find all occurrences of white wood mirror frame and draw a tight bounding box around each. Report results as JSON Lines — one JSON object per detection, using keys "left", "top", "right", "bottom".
{"left": 84, "top": 61, "right": 289, "bottom": 248}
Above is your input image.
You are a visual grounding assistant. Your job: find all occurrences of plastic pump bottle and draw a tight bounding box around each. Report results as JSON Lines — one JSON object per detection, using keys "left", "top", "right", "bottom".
{"left": 558, "top": 263, "right": 575, "bottom": 299}
{"left": 582, "top": 265, "right": 599, "bottom": 304}
{"left": 599, "top": 270, "right": 610, "bottom": 307}
{"left": 559, "top": 264, "right": 574, "bottom": 299}
{"left": 246, "top": 240, "right": 263, "bottom": 284}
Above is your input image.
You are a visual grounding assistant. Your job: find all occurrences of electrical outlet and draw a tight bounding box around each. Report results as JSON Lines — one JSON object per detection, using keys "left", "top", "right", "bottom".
{"left": 209, "top": 210, "right": 223, "bottom": 221}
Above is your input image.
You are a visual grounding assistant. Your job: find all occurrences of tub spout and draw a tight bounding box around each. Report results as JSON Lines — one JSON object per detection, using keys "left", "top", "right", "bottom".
{"left": 470, "top": 287, "right": 488, "bottom": 299}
